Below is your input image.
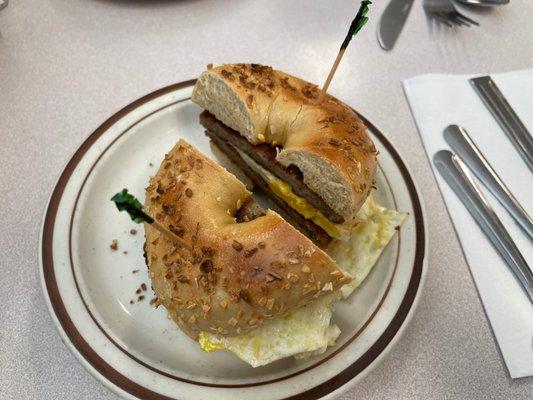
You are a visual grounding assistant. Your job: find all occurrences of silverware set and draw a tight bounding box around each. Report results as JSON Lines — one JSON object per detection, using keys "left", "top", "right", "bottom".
{"left": 378, "top": 0, "right": 532, "bottom": 302}
{"left": 433, "top": 76, "right": 533, "bottom": 303}
{"left": 378, "top": 0, "right": 509, "bottom": 50}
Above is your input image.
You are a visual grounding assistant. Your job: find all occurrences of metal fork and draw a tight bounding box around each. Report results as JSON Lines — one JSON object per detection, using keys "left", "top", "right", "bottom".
{"left": 423, "top": 0, "right": 479, "bottom": 27}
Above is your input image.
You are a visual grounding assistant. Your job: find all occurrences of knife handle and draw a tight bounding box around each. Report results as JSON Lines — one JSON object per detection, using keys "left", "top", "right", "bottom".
{"left": 433, "top": 150, "right": 533, "bottom": 303}
{"left": 444, "top": 125, "right": 533, "bottom": 240}
{"left": 470, "top": 76, "right": 533, "bottom": 172}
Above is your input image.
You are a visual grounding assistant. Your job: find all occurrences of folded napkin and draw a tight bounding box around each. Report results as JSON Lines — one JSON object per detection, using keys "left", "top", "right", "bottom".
{"left": 403, "top": 69, "right": 533, "bottom": 379}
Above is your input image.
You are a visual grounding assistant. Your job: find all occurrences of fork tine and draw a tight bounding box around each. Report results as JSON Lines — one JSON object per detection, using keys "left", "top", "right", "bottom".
{"left": 454, "top": 11, "right": 479, "bottom": 26}
{"left": 440, "top": 12, "right": 457, "bottom": 26}
{"left": 448, "top": 13, "right": 469, "bottom": 27}
{"left": 435, "top": 12, "right": 454, "bottom": 27}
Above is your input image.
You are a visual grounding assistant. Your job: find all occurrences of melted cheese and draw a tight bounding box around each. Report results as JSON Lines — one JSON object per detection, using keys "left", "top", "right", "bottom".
{"left": 234, "top": 148, "right": 341, "bottom": 238}
{"left": 267, "top": 178, "right": 340, "bottom": 238}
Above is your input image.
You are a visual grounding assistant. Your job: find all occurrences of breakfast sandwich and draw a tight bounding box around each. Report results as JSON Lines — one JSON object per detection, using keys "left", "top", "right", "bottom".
{"left": 143, "top": 64, "right": 405, "bottom": 367}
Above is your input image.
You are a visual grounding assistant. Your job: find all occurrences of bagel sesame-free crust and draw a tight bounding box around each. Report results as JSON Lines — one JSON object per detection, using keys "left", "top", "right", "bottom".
{"left": 144, "top": 140, "right": 350, "bottom": 338}
{"left": 192, "top": 63, "right": 378, "bottom": 223}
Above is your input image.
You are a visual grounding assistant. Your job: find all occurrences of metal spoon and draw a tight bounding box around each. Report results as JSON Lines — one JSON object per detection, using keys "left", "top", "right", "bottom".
{"left": 456, "top": 0, "right": 509, "bottom": 6}
{"left": 444, "top": 125, "right": 533, "bottom": 240}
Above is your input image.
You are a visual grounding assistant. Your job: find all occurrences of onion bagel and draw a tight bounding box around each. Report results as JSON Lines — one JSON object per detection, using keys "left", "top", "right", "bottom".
{"left": 144, "top": 140, "right": 351, "bottom": 338}
{"left": 192, "top": 63, "right": 378, "bottom": 224}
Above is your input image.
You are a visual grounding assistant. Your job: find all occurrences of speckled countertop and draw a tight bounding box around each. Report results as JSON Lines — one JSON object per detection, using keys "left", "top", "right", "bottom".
{"left": 0, "top": 1, "right": 532, "bottom": 399}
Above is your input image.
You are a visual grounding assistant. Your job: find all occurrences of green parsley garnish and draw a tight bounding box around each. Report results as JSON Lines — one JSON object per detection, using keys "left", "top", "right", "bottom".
{"left": 111, "top": 189, "right": 154, "bottom": 224}
{"left": 340, "top": 1, "right": 372, "bottom": 50}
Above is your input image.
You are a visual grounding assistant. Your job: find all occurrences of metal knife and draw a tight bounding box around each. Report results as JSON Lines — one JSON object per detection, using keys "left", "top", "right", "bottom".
{"left": 377, "top": 0, "right": 415, "bottom": 50}
{"left": 433, "top": 150, "right": 533, "bottom": 303}
{"left": 444, "top": 124, "right": 533, "bottom": 240}
{"left": 470, "top": 76, "right": 533, "bottom": 171}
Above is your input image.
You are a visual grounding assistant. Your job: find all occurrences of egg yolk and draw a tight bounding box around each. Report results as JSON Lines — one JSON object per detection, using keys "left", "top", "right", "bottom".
{"left": 198, "top": 332, "right": 225, "bottom": 352}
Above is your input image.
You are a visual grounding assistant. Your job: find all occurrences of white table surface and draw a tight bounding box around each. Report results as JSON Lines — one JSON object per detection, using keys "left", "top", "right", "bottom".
{"left": 0, "top": 1, "right": 532, "bottom": 399}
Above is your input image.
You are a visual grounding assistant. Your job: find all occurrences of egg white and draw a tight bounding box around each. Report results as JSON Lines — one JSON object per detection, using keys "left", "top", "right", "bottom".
{"left": 328, "top": 195, "right": 407, "bottom": 298}
{"left": 199, "top": 294, "right": 339, "bottom": 367}
{"left": 198, "top": 195, "right": 406, "bottom": 367}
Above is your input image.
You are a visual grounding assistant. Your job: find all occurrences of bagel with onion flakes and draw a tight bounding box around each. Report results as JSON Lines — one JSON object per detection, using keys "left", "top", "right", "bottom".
{"left": 192, "top": 63, "right": 378, "bottom": 243}
{"left": 142, "top": 65, "right": 407, "bottom": 367}
{"left": 144, "top": 140, "right": 350, "bottom": 339}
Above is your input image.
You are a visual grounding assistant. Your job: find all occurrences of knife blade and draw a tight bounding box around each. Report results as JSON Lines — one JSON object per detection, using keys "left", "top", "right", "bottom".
{"left": 377, "top": 0, "right": 414, "bottom": 50}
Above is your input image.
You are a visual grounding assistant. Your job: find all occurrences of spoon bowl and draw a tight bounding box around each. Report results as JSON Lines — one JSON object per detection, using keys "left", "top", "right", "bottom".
{"left": 456, "top": 0, "right": 509, "bottom": 6}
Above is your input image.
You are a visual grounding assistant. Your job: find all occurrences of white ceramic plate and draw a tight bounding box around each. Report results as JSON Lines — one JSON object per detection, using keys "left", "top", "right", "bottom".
{"left": 40, "top": 81, "right": 427, "bottom": 400}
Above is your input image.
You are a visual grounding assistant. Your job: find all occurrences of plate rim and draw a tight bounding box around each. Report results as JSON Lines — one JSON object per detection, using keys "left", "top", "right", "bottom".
{"left": 39, "top": 80, "right": 427, "bottom": 400}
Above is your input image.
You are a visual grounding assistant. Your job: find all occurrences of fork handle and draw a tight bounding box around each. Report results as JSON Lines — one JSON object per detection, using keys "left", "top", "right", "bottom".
{"left": 434, "top": 150, "right": 533, "bottom": 303}
{"left": 444, "top": 125, "right": 533, "bottom": 240}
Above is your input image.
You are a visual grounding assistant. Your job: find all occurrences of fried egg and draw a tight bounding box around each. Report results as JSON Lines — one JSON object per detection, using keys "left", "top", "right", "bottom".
{"left": 198, "top": 195, "right": 406, "bottom": 367}
{"left": 328, "top": 195, "right": 407, "bottom": 298}
{"left": 199, "top": 294, "right": 339, "bottom": 367}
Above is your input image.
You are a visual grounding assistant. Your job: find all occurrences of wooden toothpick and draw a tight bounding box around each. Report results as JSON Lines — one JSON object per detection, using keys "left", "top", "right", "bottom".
{"left": 150, "top": 220, "right": 190, "bottom": 249}
{"left": 319, "top": 1, "right": 372, "bottom": 102}
{"left": 111, "top": 188, "right": 191, "bottom": 251}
